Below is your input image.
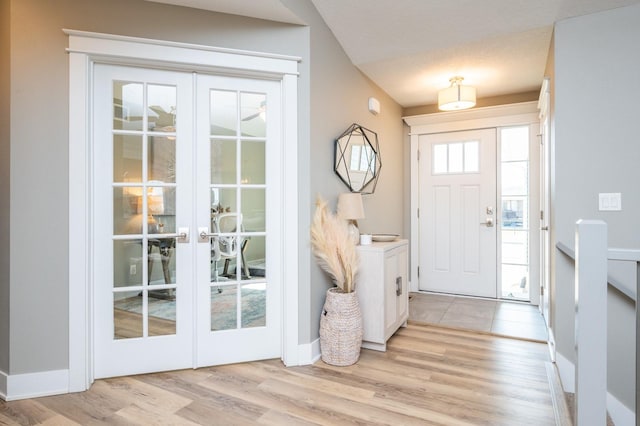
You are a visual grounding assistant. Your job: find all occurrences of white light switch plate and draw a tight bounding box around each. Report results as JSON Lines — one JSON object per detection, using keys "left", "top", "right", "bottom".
{"left": 599, "top": 192, "right": 622, "bottom": 211}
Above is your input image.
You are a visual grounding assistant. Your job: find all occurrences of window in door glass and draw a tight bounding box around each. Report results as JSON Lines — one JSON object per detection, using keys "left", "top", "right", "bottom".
{"left": 499, "top": 126, "right": 530, "bottom": 301}
{"left": 432, "top": 141, "right": 479, "bottom": 174}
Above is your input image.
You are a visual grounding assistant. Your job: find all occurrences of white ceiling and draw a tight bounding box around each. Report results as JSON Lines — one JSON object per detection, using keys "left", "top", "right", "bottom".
{"left": 147, "top": 0, "right": 640, "bottom": 107}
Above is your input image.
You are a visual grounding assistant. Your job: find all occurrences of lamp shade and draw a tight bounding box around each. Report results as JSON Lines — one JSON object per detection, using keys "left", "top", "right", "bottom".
{"left": 337, "top": 192, "right": 365, "bottom": 220}
{"left": 438, "top": 77, "right": 476, "bottom": 111}
{"left": 136, "top": 186, "right": 165, "bottom": 215}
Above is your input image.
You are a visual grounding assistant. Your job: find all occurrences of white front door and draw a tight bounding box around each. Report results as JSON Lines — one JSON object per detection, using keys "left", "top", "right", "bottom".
{"left": 418, "top": 129, "right": 497, "bottom": 297}
{"left": 93, "top": 64, "right": 282, "bottom": 378}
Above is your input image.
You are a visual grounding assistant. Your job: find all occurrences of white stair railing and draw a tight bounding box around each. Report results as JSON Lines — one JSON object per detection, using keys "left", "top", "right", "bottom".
{"left": 574, "top": 220, "right": 608, "bottom": 426}
{"left": 562, "top": 220, "right": 640, "bottom": 426}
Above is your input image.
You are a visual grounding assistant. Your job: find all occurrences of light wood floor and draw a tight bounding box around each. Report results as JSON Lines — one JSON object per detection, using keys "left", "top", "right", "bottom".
{"left": 0, "top": 323, "right": 555, "bottom": 425}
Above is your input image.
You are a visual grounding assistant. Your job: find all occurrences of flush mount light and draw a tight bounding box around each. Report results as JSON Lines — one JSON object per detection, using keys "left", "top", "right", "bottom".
{"left": 438, "top": 76, "right": 476, "bottom": 111}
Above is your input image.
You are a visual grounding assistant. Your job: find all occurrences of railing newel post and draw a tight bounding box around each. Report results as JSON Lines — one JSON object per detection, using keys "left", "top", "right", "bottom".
{"left": 574, "top": 219, "right": 608, "bottom": 426}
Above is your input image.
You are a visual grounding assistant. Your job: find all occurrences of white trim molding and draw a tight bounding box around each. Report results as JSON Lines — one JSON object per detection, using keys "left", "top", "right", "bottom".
{"left": 555, "top": 352, "right": 634, "bottom": 426}
{"left": 0, "top": 370, "right": 6, "bottom": 400}
{"left": 2, "top": 369, "right": 69, "bottom": 401}
{"left": 67, "top": 30, "right": 300, "bottom": 392}
{"left": 296, "top": 338, "right": 321, "bottom": 366}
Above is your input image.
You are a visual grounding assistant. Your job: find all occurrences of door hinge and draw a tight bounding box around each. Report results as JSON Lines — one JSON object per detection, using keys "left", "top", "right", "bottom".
{"left": 417, "top": 266, "right": 420, "bottom": 278}
{"left": 417, "top": 150, "right": 420, "bottom": 161}
{"left": 540, "top": 286, "right": 544, "bottom": 296}
{"left": 417, "top": 208, "right": 419, "bottom": 218}
{"left": 540, "top": 210, "right": 544, "bottom": 221}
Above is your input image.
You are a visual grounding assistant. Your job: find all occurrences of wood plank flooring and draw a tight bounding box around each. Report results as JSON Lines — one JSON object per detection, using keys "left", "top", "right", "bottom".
{"left": 0, "top": 323, "right": 555, "bottom": 425}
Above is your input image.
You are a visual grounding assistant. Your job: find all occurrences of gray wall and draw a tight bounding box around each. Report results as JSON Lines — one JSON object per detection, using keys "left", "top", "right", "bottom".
{"left": 553, "top": 4, "right": 640, "bottom": 408}
{"left": 1, "top": 0, "right": 11, "bottom": 375}
{"left": 7, "top": 0, "right": 309, "bottom": 375}
{"left": 281, "top": 1, "right": 404, "bottom": 342}
{"left": 6, "top": 0, "right": 404, "bottom": 375}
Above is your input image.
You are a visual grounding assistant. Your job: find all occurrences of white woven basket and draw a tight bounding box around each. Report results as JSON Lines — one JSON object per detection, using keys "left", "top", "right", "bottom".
{"left": 319, "top": 287, "right": 363, "bottom": 366}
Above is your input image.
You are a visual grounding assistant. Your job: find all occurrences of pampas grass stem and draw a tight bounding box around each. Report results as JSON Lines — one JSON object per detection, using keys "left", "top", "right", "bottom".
{"left": 311, "top": 195, "right": 359, "bottom": 293}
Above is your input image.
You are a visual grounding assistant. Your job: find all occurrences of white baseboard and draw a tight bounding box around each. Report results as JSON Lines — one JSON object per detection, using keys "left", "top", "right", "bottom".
{"left": 607, "top": 392, "right": 635, "bottom": 426}
{"left": 555, "top": 351, "right": 575, "bottom": 393}
{"left": 296, "top": 338, "right": 320, "bottom": 366}
{"left": 0, "top": 370, "right": 7, "bottom": 400}
{"left": 2, "top": 369, "right": 69, "bottom": 401}
{"left": 547, "top": 328, "right": 556, "bottom": 363}
{"left": 554, "top": 353, "right": 634, "bottom": 425}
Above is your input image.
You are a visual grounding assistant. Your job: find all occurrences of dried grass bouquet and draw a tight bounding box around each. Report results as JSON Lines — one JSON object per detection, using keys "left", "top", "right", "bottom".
{"left": 310, "top": 195, "right": 359, "bottom": 293}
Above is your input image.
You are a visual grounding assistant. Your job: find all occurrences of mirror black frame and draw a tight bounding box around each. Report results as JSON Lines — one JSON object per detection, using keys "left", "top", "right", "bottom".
{"left": 334, "top": 123, "right": 382, "bottom": 194}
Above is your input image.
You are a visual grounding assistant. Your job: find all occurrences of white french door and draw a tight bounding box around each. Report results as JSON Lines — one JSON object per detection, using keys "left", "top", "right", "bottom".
{"left": 418, "top": 129, "right": 497, "bottom": 298}
{"left": 195, "top": 74, "right": 282, "bottom": 367}
{"left": 93, "top": 64, "right": 282, "bottom": 378}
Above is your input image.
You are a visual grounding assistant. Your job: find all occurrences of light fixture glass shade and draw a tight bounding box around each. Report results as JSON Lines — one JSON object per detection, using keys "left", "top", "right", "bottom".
{"left": 438, "top": 78, "right": 476, "bottom": 111}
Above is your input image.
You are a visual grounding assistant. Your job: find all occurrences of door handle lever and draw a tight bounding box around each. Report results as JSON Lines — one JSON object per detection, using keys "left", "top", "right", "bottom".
{"left": 481, "top": 218, "right": 494, "bottom": 227}
{"left": 198, "top": 227, "right": 216, "bottom": 242}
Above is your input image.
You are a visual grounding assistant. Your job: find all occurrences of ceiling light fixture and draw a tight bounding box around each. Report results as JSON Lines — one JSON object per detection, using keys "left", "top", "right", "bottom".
{"left": 438, "top": 76, "right": 476, "bottom": 111}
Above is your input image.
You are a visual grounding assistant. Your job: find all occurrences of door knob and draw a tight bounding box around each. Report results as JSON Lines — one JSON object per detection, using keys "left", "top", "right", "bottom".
{"left": 481, "top": 218, "right": 494, "bottom": 227}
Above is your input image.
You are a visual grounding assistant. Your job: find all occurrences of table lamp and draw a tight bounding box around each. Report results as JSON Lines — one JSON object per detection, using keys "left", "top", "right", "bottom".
{"left": 337, "top": 192, "right": 365, "bottom": 245}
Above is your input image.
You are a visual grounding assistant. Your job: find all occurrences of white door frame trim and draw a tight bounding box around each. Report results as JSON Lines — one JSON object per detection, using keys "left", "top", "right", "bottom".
{"left": 67, "top": 30, "right": 301, "bottom": 392}
{"left": 404, "top": 102, "right": 539, "bottom": 297}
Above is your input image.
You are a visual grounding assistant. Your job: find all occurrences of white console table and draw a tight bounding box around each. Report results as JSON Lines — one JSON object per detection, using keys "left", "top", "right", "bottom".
{"left": 356, "top": 239, "right": 409, "bottom": 351}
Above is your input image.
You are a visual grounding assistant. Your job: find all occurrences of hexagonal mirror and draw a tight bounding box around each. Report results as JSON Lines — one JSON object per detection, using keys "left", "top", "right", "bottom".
{"left": 334, "top": 123, "right": 382, "bottom": 194}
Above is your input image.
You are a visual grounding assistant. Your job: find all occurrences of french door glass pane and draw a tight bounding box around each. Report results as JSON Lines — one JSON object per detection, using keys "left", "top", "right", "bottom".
{"left": 114, "top": 134, "right": 142, "bottom": 182}
{"left": 114, "top": 291, "right": 143, "bottom": 339}
{"left": 148, "top": 237, "right": 176, "bottom": 284}
{"left": 148, "top": 291, "right": 177, "bottom": 337}
{"left": 210, "top": 139, "right": 237, "bottom": 184}
{"left": 240, "top": 93, "right": 266, "bottom": 137}
{"left": 211, "top": 188, "right": 238, "bottom": 214}
{"left": 148, "top": 135, "right": 176, "bottom": 183}
{"left": 113, "top": 81, "right": 143, "bottom": 131}
{"left": 147, "top": 84, "right": 176, "bottom": 132}
{"left": 210, "top": 90, "right": 237, "bottom": 136}
{"left": 211, "top": 285, "right": 238, "bottom": 331}
{"left": 114, "top": 187, "right": 143, "bottom": 235}
{"left": 241, "top": 188, "right": 265, "bottom": 233}
{"left": 155, "top": 187, "right": 176, "bottom": 234}
{"left": 114, "top": 239, "right": 143, "bottom": 287}
{"left": 241, "top": 140, "right": 265, "bottom": 184}
{"left": 245, "top": 235, "right": 266, "bottom": 279}
{"left": 242, "top": 283, "right": 266, "bottom": 328}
